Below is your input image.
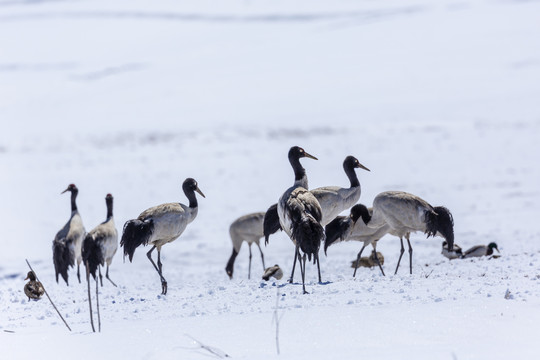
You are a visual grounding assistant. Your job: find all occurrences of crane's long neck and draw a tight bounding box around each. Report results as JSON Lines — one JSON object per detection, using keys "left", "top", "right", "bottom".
{"left": 106, "top": 197, "right": 113, "bottom": 220}
{"left": 290, "top": 155, "right": 308, "bottom": 189}
{"left": 344, "top": 163, "right": 360, "bottom": 188}
{"left": 70, "top": 190, "right": 78, "bottom": 212}
{"left": 185, "top": 189, "right": 198, "bottom": 209}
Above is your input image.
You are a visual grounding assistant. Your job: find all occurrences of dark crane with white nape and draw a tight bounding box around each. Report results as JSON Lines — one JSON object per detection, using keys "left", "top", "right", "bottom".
{"left": 225, "top": 212, "right": 266, "bottom": 280}
{"left": 52, "top": 184, "right": 86, "bottom": 285}
{"left": 324, "top": 204, "right": 389, "bottom": 277}
{"left": 121, "top": 178, "right": 205, "bottom": 295}
{"left": 277, "top": 146, "right": 325, "bottom": 294}
{"left": 365, "top": 191, "right": 455, "bottom": 275}
{"left": 82, "top": 193, "right": 118, "bottom": 287}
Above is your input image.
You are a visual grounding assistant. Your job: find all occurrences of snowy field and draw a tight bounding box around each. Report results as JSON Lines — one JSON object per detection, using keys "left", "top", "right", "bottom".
{"left": 1, "top": 0, "right": 540, "bottom": 358}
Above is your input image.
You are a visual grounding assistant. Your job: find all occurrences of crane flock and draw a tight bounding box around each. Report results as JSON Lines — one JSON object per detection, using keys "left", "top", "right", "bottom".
{"left": 47, "top": 145, "right": 497, "bottom": 298}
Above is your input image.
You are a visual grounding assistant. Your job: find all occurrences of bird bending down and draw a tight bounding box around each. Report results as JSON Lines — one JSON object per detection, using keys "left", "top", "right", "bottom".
{"left": 462, "top": 242, "right": 499, "bottom": 258}
{"left": 365, "top": 191, "right": 455, "bottom": 275}
{"left": 24, "top": 271, "right": 45, "bottom": 301}
{"left": 82, "top": 193, "right": 118, "bottom": 287}
{"left": 225, "top": 212, "right": 266, "bottom": 279}
{"left": 277, "top": 146, "right": 325, "bottom": 294}
{"left": 121, "top": 178, "right": 204, "bottom": 295}
{"left": 52, "top": 184, "right": 86, "bottom": 285}
{"left": 324, "top": 204, "right": 389, "bottom": 276}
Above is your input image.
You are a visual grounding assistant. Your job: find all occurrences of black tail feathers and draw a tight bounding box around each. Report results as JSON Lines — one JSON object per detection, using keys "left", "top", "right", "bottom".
{"left": 82, "top": 234, "right": 103, "bottom": 280}
{"left": 292, "top": 213, "right": 325, "bottom": 263}
{"left": 263, "top": 203, "right": 282, "bottom": 245}
{"left": 121, "top": 219, "right": 154, "bottom": 262}
{"left": 425, "top": 206, "right": 454, "bottom": 250}
{"left": 52, "top": 238, "right": 74, "bottom": 285}
{"left": 324, "top": 216, "right": 349, "bottom": 255}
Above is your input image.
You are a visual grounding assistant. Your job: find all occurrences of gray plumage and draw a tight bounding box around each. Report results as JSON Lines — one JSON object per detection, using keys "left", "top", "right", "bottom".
{"left": 277, "top": 146, "right": 325, "bottom": 294}
{"left": 82, "top": 194, "right": 118, "bottom": 287}
{"left": 225, "top": 212, "right": 266, "bottom": 279}
{"left": 462, "top": 242, "right": 499, "bottom": 258}
{"left": 121, "top": 178, "right": 205, "bottom": 295}
{"left": 325, "top": 204, "right": 389, "bottom": 276}
{"left": 367, "top": 191, "right": 455, "bottom": 275}
{"left": 310, "top": 155, "right": 370, "bottom": 226}
{"left": 53, "top": 184, "right": 86, "bottom": 285}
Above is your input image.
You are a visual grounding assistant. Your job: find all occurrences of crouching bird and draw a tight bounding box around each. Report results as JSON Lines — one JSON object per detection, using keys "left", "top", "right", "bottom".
{"left": 121, "top": 178, "right": 204, "bottom": 295}
{"left": 24, "top": 271, "right": 45, "bottom": 301}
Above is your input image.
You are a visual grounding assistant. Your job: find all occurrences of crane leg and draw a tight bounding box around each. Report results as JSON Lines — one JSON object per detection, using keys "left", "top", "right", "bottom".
{"left": 248, "top": 245, "right": 252, "bottom": 280}
{"left": 105, "top": 264, "right": 117, "bottom": 287}
{"left": 77, "top": 263, "right": 81, "bottom": 284}
{"left": 353, "top": 244, "right": 367, "bottom": 278}
{"left": 316, "top": 251, "right": 322, "bottom": 283}
{"left": 394, "top": 237, "right": 405, "bottom": 275}
{"left": 98, "top": 266, "right": 103, "bottom": 287}
{"left": 288, "top": 244, "right": 299, "bottom": 283}
{"left": 301, "top": 252, "right": 308, "bottom": 294}
{"left": 256, "top": 242, "right": 266, "bottom": 270}
{"left": 406, "top": 235, "right": 413, "bottom": 275}
{"left": 147, "top": 246, "right": 168, "bottom": 295}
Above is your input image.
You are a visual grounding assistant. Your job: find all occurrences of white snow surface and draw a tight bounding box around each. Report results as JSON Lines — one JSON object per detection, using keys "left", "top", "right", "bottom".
{"left": 1, "top": 0, "right": 540, "bottom": 358}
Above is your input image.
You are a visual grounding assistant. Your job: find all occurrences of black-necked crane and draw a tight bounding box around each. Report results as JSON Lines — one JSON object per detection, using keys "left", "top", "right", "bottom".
{"left": 462, "top": 242, "right": 499, "bottom": 258}
{"left": 324, "top": 204, "right": 389, "bottom": 276}
{"left": 225, "top": 212, "right": 266, "bottom": 280}
{"left": 52, "top": 184, "right": 85, "bottom": 285}
{"left": 277, "top": 146, "right": 325, "bottom": 294}
{"left": 311, "top": 155, "right": 370, "bottom": 226}
{"left": 82, "top": 193, "right": 118, "bottom": 287}
{"left": 121, "top": 178, "right": 204, "bottom": 295}
{"left": 442, "top": 241, "right": 462, "bottom": 260}
{"left": 364, "top": 191, "right": 455, "bottom": 275}
{"left": 264, "top": 155, "right": 369, "bottom": 239}
{"left": 24, "top": 271, "right": 45, "bottom": 301}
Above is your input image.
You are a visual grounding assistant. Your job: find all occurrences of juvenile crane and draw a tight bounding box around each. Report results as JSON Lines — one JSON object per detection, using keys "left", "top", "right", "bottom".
{"left": 82, "top": 193, "right": 118, "bottom": 287}
{"left": 52, "top": 184, "right": 85, "bottom": 285}
{"left": 365, "top": 191, "right": 454, "bottom": 275}
{"left": 225, "top": 212, "right": 266, "bottom": 280}
{"left": 277, "top": 146, "right": 325, "bottom": 294}
{"left": 324, "top": 204, "right": 389, "bottom": 276}
{"left": 121, "top": 178, "right": 204, "bottom": 295}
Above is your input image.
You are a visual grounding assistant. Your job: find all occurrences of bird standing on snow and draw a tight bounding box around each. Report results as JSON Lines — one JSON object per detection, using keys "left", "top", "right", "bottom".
{"left": 462, "top": 242, "right": 499, "bottom": 258}
{"left": 53, "top": 184, "right": 86, "bottom": 285}
{"left": 442, "top": 241, "right": 462, "bottom": 260}
{"left": 350, "top": 250, "right": 385, "bottom": 269}
{"left": 24, "top": 271, "right": 45, "bottom": 301}
{"left": 121, "top": 178, "right": 205, "bottom": 295}
{"left": 277, "top": 146, "right": 325, "bottom": 294}
{"left": 325, "top": 204, "right": 389, "bottom": 276}
{"left": 225, "top": 212, "right": 266, "bottom": 279}
{"left": 262, "top": 265, "right": 283, "bottom": 281}
{"left": 364, "top": 192, "right": 455, "bottom": 275}
{"left": 82, "top": 193, "right": 118, "bottom": 287}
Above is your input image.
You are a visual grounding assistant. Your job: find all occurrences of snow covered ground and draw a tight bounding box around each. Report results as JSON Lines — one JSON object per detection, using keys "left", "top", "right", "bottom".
{"left": 1, "top": 0, "right": 540, "bottom": 358}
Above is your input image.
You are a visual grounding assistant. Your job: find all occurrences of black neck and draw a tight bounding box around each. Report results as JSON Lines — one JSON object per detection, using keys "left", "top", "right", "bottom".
{"left": 185, "top": 189, "right": 198, "bottom": 208}
{"left": 289, "top": 154, "right": 306, "bottom": 182}
{"left": 225, "top": 249, "right": 238, "bottom": 278}
{"left": 106, "top": 197, "right": 113, "bottom": 219}
{"left": 344, "top": 162, "right": 360, "bottom": 188}
{"left": 70, "top": 190, "right": 78, "bottom": 212}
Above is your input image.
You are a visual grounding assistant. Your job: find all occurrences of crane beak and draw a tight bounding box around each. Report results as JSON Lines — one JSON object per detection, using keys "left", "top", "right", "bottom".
{"left": 196, "top": 187, "right": 206, "bottom": 198}
{"left": 356, "top": 162, "right": 370, "bottom": 172}
{"left": 304, "top": 152, "right": 318, "bottom": 161}
{"left": 61, "top": 187, "right": 70, "bottom": 194}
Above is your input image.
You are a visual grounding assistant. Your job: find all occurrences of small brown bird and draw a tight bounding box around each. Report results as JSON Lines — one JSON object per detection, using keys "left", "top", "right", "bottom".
{"left": 24, "top": 271, "right": 45, "bottom": 301}
{"left": 262, "top": 265, "right": 284, "bottom": 281}
{"left": 351, "top": 251, "right": 385, "bottom": 269}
